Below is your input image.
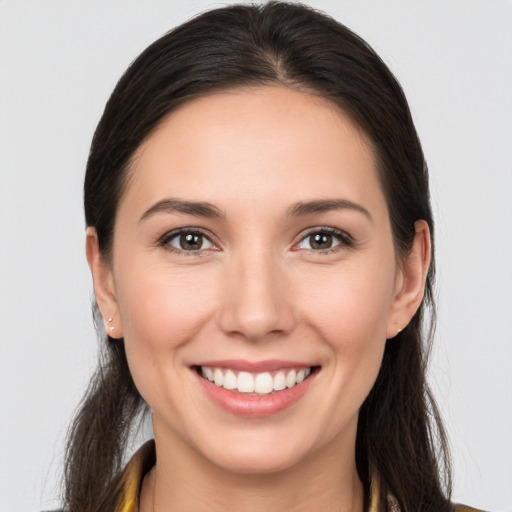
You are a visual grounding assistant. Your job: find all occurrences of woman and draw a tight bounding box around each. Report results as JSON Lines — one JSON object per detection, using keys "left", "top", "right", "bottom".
{"left": 62, "top": 2, "right": 484, "bottom": 511}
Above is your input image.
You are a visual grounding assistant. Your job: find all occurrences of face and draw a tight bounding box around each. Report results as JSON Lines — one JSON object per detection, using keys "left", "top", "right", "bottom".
{"left": 92, "top": 86, "right": 418, "bottom": 475}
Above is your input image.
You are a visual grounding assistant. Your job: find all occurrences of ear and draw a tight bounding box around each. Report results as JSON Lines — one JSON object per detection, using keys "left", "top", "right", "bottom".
{"left": 85, "top": 227, "right": 123, "bottom": 339}
{"left": 386, "top": 220, "right": 431, "bottom": 339}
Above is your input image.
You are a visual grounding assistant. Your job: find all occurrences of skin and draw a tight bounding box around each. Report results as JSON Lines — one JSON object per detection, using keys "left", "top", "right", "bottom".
{"left": 87, "top": 86, "right": 430, "bottom": 512}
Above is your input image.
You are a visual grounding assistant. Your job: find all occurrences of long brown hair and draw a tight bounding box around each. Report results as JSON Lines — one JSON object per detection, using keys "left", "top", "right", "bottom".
{"left": 65, "top": 2, "right": 451, "bottom": 511}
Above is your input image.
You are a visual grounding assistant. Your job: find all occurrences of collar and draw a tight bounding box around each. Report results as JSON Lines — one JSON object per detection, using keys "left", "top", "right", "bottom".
{"left": 114, "top": 440, "right": 381, "bottom": 512}
{"left": 115, "top": 440, "right": 156, "bottom": 512}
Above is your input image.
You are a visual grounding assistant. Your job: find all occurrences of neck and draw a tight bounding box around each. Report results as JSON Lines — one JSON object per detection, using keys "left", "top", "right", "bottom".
{"left": 140, "top": 426, "right": 365, "bottom": 512}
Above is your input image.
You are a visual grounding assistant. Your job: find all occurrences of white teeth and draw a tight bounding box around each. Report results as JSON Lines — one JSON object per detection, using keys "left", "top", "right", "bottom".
{"left": 237, "top": 371, "right": 255, "bottom": 393}
{"left": 286, "top": 369, "right": 296, "bottom": 388}
{"left": 202, "top": 367, "right": 214, "bottom": 382}
{"left": 200, "top": 366, "right": 314, "bottom": 395}
{"left": 223, "top": 369, "right": 237, "bottom": 390}
{"left": 273, "top": 371, "right": 286, "bottom": 391}
{"left": 213, "top": 368, "right": 224, "bottom": 386}
{"left": 254, "top": 372, "right": 273, "bottom": 394}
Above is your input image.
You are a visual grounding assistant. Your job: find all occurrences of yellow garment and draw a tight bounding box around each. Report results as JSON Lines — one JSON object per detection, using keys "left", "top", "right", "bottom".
{"left": 114, "top": 440, "right": 483, "bottom": 512}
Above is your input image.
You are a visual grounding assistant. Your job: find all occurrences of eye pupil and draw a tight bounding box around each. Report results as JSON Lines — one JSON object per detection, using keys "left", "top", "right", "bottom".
{"left": 180, "top": 233, "right": 202, "bottom": 250}
{"left": 310, "top": 233, "right": 332, "bottom": 250}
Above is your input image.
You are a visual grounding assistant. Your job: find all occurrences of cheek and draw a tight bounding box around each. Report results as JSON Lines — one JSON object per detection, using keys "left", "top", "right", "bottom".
{"left": 116, "top": 261, "right": 217, "bottom": 345}
{"left": 114, "top": 261, "right": 221, "bottom": 412}
{"left": 298, "top": 264, "right": 393, "bottom": 416}
{"left": 296, "top": 261, "right": 396, "bottom": 349}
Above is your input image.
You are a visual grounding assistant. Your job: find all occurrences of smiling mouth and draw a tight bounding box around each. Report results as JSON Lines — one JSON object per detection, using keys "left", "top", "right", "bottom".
{"left": 194, "top": 366, "right": 320, "bottom": 396}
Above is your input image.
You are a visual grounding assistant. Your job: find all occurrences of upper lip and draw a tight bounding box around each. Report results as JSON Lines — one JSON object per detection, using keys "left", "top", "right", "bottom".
{"left": 193, "top": 359, "right": 316, "bottom": 373}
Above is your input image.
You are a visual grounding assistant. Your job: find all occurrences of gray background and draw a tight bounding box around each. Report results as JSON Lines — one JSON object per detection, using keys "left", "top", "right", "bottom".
{"left": 1, "top": 1, "right": 511, "bottom": 510}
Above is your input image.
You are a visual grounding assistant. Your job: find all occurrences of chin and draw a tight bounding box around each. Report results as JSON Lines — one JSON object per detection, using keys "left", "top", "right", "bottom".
{"left": 204, "top": 441, "right": 308, "bottom": 475}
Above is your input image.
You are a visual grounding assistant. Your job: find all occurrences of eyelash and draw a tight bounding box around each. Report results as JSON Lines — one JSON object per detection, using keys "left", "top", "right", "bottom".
{"left": 294, "top": 227, "right": 354, "bottom": 254}
{"left": 157, "top": 226, "right": 354, "bottom": 255}
{"left": 157, "top": 228, "right": 218, "bottom": 256}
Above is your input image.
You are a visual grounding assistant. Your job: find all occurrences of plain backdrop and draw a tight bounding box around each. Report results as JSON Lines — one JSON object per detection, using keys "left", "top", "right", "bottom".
{"left": 1, "top": 1, "right": 511, "bottom": 511}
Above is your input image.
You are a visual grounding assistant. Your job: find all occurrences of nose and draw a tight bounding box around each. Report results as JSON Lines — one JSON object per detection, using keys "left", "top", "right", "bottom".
{"left": 217, "top": 248, "right": 295, "bottom": 341}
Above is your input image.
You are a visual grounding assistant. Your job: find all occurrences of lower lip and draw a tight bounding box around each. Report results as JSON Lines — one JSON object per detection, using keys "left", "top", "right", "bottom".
{"left": 195, "top": 370, "right": 317, "bottom": 418}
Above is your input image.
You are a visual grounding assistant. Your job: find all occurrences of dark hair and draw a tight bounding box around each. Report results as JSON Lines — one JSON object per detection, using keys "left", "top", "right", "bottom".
{"left": 66, "top": 2, "right": 451, "bottom": 511}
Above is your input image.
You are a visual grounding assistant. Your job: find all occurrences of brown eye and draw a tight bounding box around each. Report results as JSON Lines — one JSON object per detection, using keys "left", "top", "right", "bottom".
{"left": 180, "top": 233, "right": 203, "bottom": 250}
{"left": 166, "top": 231, "right": 214, "bottom": 251}
{"left": 296, "top": 229, "right": 350, "bottom": 252}
{"left": 309, "top": 233, "right": 333, "bottom": 250}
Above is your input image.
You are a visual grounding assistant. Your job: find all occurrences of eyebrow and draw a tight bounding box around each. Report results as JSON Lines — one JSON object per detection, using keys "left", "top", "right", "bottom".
{"left": 139, "top": 198, "right": 224, "bottom": 222}
{"left": 139, "top": 197, "right": 371, "bottom": 223}
{"left": 288, "top": 199, "right": 372, "bottom": 221}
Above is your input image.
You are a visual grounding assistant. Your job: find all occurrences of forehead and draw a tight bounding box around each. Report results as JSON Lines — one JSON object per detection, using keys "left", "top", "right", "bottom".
{"left": 121, "top": 86, "right": 385, "bottom": 218}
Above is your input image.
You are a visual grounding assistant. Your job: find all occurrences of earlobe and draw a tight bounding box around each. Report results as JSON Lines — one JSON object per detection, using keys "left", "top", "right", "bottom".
{"left": 386, "top": 220, "right": 431, "bottom": 339}
{"left": 85, "top": 227, "right": 123, "bottom": 338}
